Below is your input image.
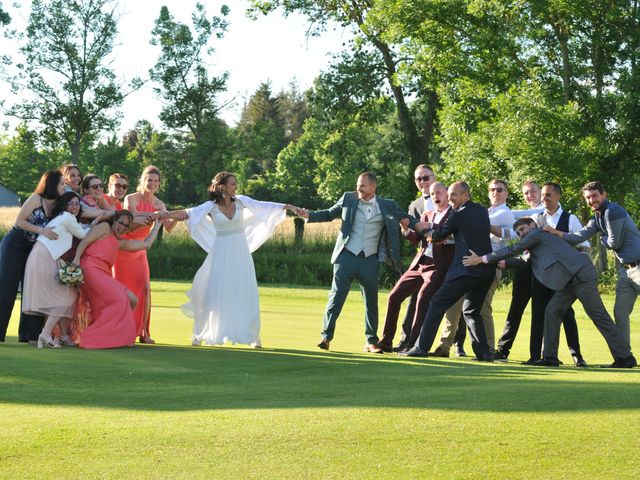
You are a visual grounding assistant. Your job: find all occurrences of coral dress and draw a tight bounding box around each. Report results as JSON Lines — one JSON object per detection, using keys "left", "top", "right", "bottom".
{"left": 113, "top": 199, "right": 154, "bottom": 337}
{"left": 78, "top": 234, "right": 136, "bottom": 349}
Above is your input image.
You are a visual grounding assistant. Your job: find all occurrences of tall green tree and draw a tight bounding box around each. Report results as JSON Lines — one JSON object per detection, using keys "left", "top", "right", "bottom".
{"left": 249, "top": 0, "right": 441, "bottom": 175}
{"left": 0, "top": 2, "right": 10, "bottom": 26}
{"left": 3, "top": 0, "right": 139, "bottom": 164}
{"left": 235, "top": 81, "right": 285, "bottom": 177}
{"left": 0, "top": 124, "right": 61, "bottom": 198}
{"left": 149, "top": 3, "right": 229, "bottom": 143}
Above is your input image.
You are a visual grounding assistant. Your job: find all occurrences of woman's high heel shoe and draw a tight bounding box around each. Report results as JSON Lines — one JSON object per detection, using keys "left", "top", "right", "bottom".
{"left": 37, "top": 335, "right": 60, "bottom": 349}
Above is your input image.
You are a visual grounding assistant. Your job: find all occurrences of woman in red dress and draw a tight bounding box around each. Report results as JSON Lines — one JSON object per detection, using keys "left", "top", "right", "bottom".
{"left": 114, "top": 166, "right": 178, "bottom": 344}
{"left": 72, "top": 211, "right": 161, "bottom": 349}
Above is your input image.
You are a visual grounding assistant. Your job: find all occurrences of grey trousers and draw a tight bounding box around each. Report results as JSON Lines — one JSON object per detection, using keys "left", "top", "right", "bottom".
{"left": 543, "top": 263, "right": 631, "bottom": 360}
{"left": 614, "top": 266, "right": 640, "bottom": 349}
{"left": 321, "top": 250, "right": 380, "bottom": 344}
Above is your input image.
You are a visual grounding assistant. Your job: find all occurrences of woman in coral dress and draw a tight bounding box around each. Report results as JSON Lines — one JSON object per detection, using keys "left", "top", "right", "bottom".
{"left": 114, "top": 166, "right": 177, "bottom": 344}
{"left": 72, "top": 211, "right": 161, "bottom": 349}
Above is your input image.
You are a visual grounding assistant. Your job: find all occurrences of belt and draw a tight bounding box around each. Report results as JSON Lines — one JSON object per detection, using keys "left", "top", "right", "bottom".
{"left": 623, "top": 261, "right": 639, "bottom": 269}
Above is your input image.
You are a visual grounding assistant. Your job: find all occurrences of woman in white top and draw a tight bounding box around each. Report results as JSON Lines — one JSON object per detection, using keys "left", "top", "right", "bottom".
{"left": 22, "top": 191, "right": 89, "bottom": 348}
{"left": 177, "top": 172, "right": 299, "bottom": 347}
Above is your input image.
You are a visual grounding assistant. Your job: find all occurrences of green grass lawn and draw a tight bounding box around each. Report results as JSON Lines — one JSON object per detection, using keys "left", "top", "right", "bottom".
{"left": 1, "top": 280, "right": 639, "bottom": 479}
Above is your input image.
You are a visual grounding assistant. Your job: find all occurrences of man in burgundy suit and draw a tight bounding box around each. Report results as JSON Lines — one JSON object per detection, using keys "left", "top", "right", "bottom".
{"left": 377, "top": 182, "right": 455, "bottom": 352}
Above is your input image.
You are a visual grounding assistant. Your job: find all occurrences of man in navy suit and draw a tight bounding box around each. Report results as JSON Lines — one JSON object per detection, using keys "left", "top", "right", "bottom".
{"left": 299, "top": 173, "right": 415, "bottom": 353}
{"left": 400, "top": 181, "right": 495, "bottom": 360}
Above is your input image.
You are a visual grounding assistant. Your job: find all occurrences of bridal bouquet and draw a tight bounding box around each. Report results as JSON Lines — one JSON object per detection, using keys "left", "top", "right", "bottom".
{"left": 57, "top": 261, "right": 84, "bottom": 286}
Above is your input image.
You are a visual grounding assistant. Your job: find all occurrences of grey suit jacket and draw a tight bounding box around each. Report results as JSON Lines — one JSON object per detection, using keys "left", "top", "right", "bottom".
{"left": 308, "top": 192, "right": 416, "bottom": 272}
{"left": 408, "top": 195, "right": 426, "bottom": 220}
{"left": 486, "top": 228, "right": 592, "bottom": 291}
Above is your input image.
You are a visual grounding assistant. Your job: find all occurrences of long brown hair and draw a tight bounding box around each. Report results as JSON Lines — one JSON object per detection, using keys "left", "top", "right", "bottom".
{"left": 208, "top": 172, "right": 236, "bottom": 203}
{"left": 34, "top": 170, "right": 63, "bottom": 200}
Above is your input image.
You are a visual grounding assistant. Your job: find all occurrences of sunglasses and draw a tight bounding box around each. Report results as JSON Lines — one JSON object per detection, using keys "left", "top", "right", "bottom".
{"left": 415, "top": 175, "right": 434, "bottom": 182}
{"left": 113, "top": 183, "right": 128, "bottom": 189}
{"left": 489, "top": 187, "right": 505, "bottom": 193}
{"left": 89, "top": 183, "right": 103, "bottom": 190}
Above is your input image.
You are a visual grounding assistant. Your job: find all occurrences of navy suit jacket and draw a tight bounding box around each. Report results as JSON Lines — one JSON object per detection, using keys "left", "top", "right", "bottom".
{"left": 430, "top": 200, "right": 495, "bottom": 280}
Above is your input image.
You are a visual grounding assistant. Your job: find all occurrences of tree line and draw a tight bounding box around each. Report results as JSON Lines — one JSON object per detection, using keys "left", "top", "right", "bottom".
{"left": 0, "top": 0, "right": 639, "bottom": 223}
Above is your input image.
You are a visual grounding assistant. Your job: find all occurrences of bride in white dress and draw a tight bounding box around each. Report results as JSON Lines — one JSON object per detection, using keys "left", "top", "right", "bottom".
{"left": 180, "top": 172, "right": 298, "bottom": 347}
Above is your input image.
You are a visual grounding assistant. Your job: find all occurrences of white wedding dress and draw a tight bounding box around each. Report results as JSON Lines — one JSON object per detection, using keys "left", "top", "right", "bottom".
{"left": 181, "top": 195, "right": 286, "bottom": 346}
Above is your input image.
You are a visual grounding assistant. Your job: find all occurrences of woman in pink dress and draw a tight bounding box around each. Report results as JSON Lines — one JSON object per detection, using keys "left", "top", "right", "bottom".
{"left": 114, "top": 166, "right": 177, "bottom": 344}
{"left": 72, "top": 211, "right": 161, "bottom": 349}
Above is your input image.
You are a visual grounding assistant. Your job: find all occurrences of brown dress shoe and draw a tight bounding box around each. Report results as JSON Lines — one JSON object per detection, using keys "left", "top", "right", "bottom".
{"left": 317, "top": 340, "right": 330, "bottom": 350}
{"left": 363, "top": 343, "right": 383, "bottom": 354}
{"left": 429, "top": 346, "right": 450, "bottom": 357}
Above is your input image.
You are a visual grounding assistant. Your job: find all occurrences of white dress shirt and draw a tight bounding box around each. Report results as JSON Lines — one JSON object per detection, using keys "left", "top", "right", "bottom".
{"left": 423, "top": 195, "right": 435, "bottom": 213}
{"left": 359, "top": 195, "right": 381, "bottom": 220}
{"left": 532, "top": 206, "right": 590, "bottom": 249}
{"left": 424, "top": 206, "right": 451, "bottom": 258}
{"left": 488, "top": 203, "right": 515, "bottom": 252}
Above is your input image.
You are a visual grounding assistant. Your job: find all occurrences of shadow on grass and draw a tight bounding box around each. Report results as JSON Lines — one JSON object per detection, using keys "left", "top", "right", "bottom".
{"left": 0, "top": 339, "right": 638, "bottom": 413}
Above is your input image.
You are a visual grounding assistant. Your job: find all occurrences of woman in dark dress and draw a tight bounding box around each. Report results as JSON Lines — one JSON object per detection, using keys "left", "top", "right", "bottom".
{"left": 0, "top": 170, "right": 65, "bottom": 343}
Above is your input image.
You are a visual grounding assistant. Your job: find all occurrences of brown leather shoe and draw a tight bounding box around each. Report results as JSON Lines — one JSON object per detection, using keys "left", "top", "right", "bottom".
{"left": 429, "top": 346, "right": 450, "bottom": 358}
{"left": 363, "top": 343, "right": 383, "bottom": 354}
{"left": 317, "top": 339, "right": 330, "bottom": 350}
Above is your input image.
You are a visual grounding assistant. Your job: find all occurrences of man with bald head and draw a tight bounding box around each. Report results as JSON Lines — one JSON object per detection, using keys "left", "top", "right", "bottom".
{"left": 400, "top": 181, "right": 495, "bottom": 360}
{"left": 378, "top": 182, "right": 456, "bottom": 351}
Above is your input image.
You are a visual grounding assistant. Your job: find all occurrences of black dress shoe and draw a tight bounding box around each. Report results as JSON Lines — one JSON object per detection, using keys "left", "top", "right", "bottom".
{"left": 317, "top": 339, "right": 330, "bottom": 350}
{"left": 393, "top": 342, "right": 410, "bottom": 352}
{"left": 521, "top": 357, "right": 542, "bottom": 365}
{"left": 572, "top": 355, "right": 588, "bottom": 367}
{"left": 493, "top": 351, "right": 508, "bottom": 362}
{"left": 377, "top": 342, "right": 394, "bottom": 353}
{"left": 530, "top": 357, "right": 561, "bottom": 367}
{"left": 604, "top": 355, "right": 637, "bottom": 368}
{"left": 471, "top": 354, "right": 494, "bottom": 362}
{"left": 397, "top": 346, "right": 428, "bottom": 357}
{"left": 429, "top": 346, "right": 450, "bottom": 358}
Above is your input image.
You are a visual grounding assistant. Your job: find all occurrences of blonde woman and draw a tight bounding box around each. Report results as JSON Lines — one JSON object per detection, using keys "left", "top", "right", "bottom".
{"left": 113, "top": 166, "right": 177, "bottom": 344}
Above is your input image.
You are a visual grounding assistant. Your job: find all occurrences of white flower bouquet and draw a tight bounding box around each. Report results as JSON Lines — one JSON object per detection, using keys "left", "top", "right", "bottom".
{"left": 57, "top": 260, "right": 84, "bottom": 286}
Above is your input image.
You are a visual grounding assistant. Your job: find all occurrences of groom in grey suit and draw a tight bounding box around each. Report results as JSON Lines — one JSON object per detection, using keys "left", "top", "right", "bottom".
{"left": 300, "top": 172, "right": 416, "bottom": 353}
{"left": 464, "top": 217, "right": 636, "bottom": 367}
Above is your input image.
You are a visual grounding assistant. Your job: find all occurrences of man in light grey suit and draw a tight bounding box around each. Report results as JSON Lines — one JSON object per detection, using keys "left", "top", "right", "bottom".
{"left": 299, "top": 172, "right": 416, "bottom": 353}
{"left": 463, "top": 217, "right": 636, "bottom": 367}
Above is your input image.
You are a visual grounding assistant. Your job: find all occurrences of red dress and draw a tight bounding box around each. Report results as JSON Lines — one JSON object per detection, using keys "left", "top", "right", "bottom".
{"left": 113, "top": 199, "right": 154, "bottom": 337}
{"left": 78, "top": 234, "right": 136, "bottom": 348}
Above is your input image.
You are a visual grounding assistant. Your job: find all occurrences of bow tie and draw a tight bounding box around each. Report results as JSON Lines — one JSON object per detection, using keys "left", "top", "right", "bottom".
{"left": 360, "top": 199, "right": 374, "bottom": 206}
